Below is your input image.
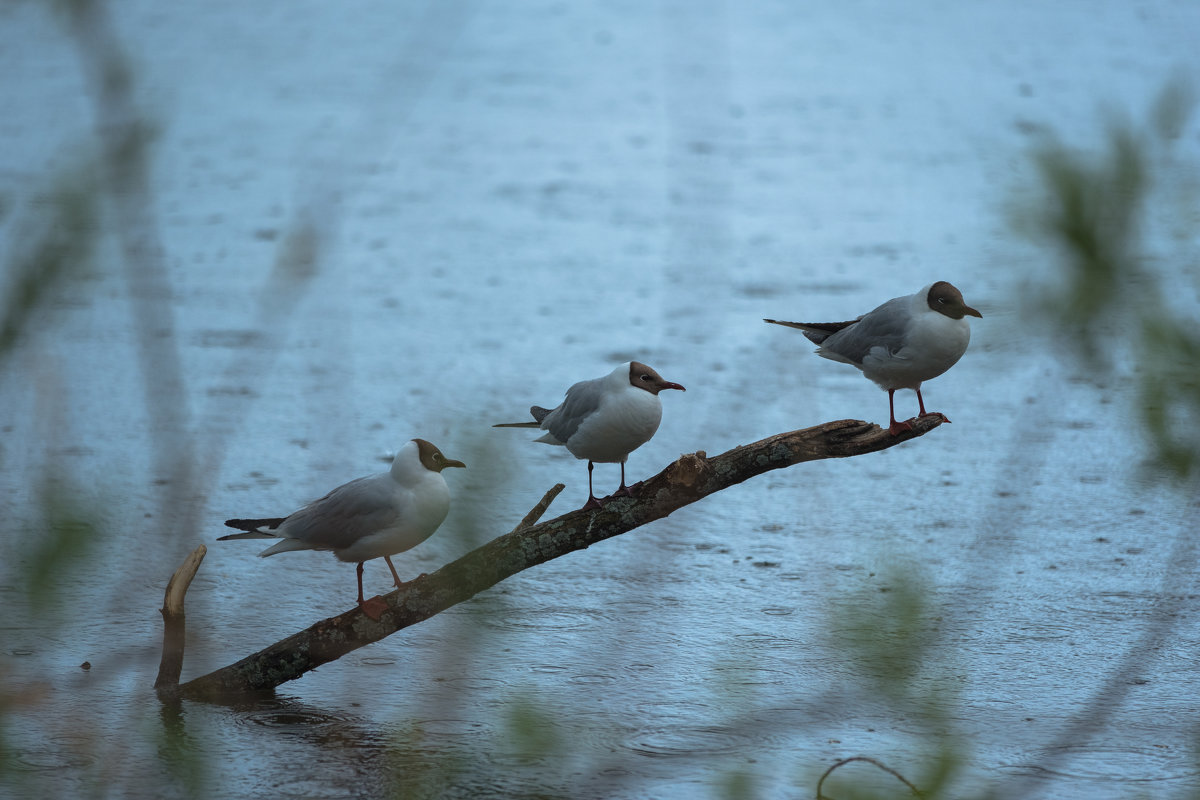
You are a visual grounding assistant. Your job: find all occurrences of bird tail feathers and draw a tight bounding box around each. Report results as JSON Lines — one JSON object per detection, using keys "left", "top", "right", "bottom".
{"left": 257, "top": 538, "right": 313, "bottom": 557}
{"left": 218, "top": 517, "right": 287, "bottom": 542}
{"left": 216, "top": 530, "right": 276, "bottom": 542}
{"left": 493, "top": 405, "right": 553, "bottom": 428}
{"left": 763, "top": 318, "right": 857, "bottom": 345}
{"left": 224, "top": 517, "right": 286, "bottom": 531}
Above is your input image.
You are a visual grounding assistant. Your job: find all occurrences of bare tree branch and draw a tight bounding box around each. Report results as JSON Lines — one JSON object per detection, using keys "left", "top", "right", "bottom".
{"left": 173, "top": 416, "right": 943, "bottom": 699}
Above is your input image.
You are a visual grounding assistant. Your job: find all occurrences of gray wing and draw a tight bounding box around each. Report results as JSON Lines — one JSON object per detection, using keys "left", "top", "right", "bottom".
{"left": 276, "top": 474, "right": 401, "bottom": 551}
{"left": 819, "top": 297, "right": 912, "bottom": 365}
{"left": 541, "top": 375, "right": 606, "bottom": 443}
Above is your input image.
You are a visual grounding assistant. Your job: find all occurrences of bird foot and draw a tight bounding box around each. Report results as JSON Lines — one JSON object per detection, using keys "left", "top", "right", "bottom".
{"left": 612, "top": 481, "right": 641, "bottom": 498}
{"left": 358, "top": 596, "right": 389, "bottom": 621}
{"left": 391, "top": 573, "right": 426, "bottom": 591}
{"left": 888, "top": 420, "right": 914, "bottom": 436}
{"left": 918, "top": 411, "right": 952, "bottom": 424}
{"left": 581, "top": 495, "right": 604, "bottom": 511}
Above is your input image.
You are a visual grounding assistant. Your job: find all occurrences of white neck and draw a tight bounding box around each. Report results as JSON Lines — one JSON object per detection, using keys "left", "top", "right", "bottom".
{"left": 389, "top": 440, "right": 428, "bottom": 483}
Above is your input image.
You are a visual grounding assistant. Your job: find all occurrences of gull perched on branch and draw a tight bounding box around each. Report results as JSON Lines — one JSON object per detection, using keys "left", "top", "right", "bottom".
{"left": 495, "top": 361, "right": 685, "bottom": 509}
{"left": 218, "top": 438, "right": 464, "bottom": 619}
{"left": 766, "top": 281, "right": 981, "bottom": 435}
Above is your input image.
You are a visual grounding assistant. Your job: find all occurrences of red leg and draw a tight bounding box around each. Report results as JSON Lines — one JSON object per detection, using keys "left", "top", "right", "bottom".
{"left": 382, "top": 556, "right": 425, "bottom": 591}
{"left": 915, "top": 388, "right": 951, "bottom": 424}
{"left": 613, "top": 462, "right": 635, "bottom": 497}
{"left": 888, "top": 389, "right": 912, "bottom": 436}
{"left": 356, "top": 561, "right": 388, "bottom": 620}
{"left": 582, "top": 461, "right": 603, "bottom": 510}
{"left": 384, "top": 555, "right": 404, "bottom": 588}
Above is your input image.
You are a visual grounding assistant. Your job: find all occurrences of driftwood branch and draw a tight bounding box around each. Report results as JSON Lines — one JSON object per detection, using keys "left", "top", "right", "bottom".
{"left": 154, "top": 544, "right": 207, "bottom": 694}
{"left": 174, "top": 416, "right": 942, "bottom": 699}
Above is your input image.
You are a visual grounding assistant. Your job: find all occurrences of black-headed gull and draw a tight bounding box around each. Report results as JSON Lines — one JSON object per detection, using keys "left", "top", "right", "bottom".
{"left": 765, "top": 281, "right": 982, "bottom": 435}
{"left": 494, "top": 361, "right": 685, "bottom": 509}
{"left": 218, "top": 438, "right": 465, "bottom": 619}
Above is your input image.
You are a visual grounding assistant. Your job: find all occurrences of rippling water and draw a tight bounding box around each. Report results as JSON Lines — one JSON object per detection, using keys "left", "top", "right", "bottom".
{"left": 2, "top": 1, "right": 1199, "bottom": 798}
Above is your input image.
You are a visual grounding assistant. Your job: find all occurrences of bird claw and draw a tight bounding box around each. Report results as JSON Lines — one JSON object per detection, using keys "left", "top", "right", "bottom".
{"left": 918, "top": 411, "right": 951, "bottom": 424}
{"left": 581, "top": 495, "right": 604, "bottom": 511}
{"left": 358, "top": 596, "right": 389, "bottom": 621}
{"left": 612, "top": 482, "right": 640, "bottom": 498}
{"left": 394, "top": 572, "right": 427, "bottom": 589}
{"left": 888, "top": 420, "right": 914, "bottom": 436}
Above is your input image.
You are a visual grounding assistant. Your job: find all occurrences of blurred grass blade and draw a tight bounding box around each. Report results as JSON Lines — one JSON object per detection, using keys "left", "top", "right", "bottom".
{"left": 0, "top": 169, "right": 99, "bottom": 366}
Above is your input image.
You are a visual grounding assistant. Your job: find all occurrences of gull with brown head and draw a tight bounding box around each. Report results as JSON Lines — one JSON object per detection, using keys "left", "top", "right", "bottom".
{"left": 494, "top": 361, "right": 686, "bottom": 509}
{"left": 765, "top": 281, "right": 982, "bottom": 435}
{"left": 218, "top": 438, "right": 465, "bottom": 619}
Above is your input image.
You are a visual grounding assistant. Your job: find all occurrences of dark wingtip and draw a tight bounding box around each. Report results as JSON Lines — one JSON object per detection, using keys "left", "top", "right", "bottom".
{"left": 224, "top": 517, "right": 284, "bottom": 531}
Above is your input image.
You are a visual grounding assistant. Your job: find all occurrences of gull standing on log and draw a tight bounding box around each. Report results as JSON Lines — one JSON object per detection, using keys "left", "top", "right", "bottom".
{"left": 494, "top": 361, "right": 686, "bottom": 509}
{"left": 765, "top": 281, "right": 982, "bottom": 435}
{"left": 218, "top": 438, "right": 465, "bottom": 620}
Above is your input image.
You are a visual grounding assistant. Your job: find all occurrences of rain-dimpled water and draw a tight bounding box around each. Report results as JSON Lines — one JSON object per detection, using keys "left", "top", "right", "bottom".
{"left": 2, "top": 2, "right": 1199, "bottom": 798}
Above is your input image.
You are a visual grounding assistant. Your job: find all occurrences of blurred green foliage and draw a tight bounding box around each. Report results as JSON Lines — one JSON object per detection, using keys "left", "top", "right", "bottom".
{"left": 1016, "top": 77, "right": 1200, "bottom": 482}
{"left": 828, "top": 570, "right": 934, "bottom": 702}
{"left": 0, "top": 165, "right": 107, "bottom": 620}
{"left": 820, "top": 567, "right": 960, "bottom": 799}
{"left": 156, "top": 703, "right": 211, "bottom": 800}
{"left": 22, "top": 474, "right": 102, "bottom": 615}
{"left": 0, "top": 170, "right": 98, "bottom": 367}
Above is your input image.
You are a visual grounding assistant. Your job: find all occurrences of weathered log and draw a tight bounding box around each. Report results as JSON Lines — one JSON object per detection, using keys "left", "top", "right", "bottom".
{"left": 175, "top": 416, "right": 942, "bottom": 699}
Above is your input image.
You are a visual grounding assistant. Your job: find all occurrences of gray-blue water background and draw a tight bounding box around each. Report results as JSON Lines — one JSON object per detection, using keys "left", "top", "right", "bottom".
{"left": 2, "top": 1, "right": 1198, "bottom": 798}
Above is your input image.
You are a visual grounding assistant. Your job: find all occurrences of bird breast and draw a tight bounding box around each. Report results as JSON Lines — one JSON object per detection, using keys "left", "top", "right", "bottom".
{"left": 861, "top": 311, "right": 971, "bottom": 390}
{"left": 565, "top": 387, "right": 663, "bottom": 463}
{"left": 334, "top": 473, "right": 451, "bottom": 563}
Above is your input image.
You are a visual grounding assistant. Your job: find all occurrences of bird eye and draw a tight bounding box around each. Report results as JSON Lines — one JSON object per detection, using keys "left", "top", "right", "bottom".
{"left": 640, "top": 374, "right": 652, "bottom": 381}
{"left": 937, "top": 297, "right": 946, "bottom": 304}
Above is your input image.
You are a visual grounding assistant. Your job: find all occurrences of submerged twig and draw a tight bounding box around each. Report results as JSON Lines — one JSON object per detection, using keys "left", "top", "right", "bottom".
{"left": 816, "top": 755, "right": 924, "bottom": 799}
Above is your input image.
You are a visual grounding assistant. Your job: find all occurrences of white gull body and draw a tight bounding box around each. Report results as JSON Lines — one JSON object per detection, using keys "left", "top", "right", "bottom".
{"left": 765, "top": 281, "right": 981, "bottom": 434}
{"left": 218, "top": 438, "right": 464, "bottom": 616}
{"left": 495, "top": 361, "right": 685, "bottom": 508}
